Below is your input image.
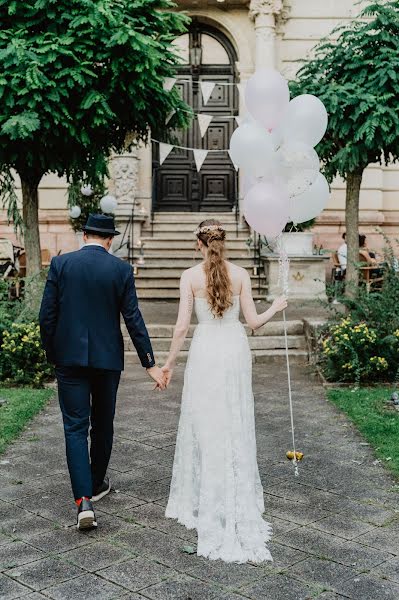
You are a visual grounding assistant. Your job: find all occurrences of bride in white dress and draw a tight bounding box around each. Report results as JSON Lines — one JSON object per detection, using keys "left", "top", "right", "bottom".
{"left": 161, "top": 219, "right": 287, "bottom": 563}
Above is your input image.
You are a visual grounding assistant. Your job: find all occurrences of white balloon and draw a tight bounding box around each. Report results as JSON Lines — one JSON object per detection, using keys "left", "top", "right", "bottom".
{"left": 289, "top": 173, "right": 330, "bottom": 224}
{"left": 276, "top": 141, "right": 320, "bottom": 197}
{"left": 229, "top": 123, "right": 275, "bottom": 177}
{"left": 80, "top": 184, "right": 93, "bottom": 196}
{"left": 100, "top": 194, "right": 117, "bottom": 214}
{"left": 245, "top": 68, "right": 290, "bottom": 130}
{"left": 282, "top": 94, "right": 328, "bottom": 148}
{"left": 69, "top": 205, "right": 81, "bottom": 219}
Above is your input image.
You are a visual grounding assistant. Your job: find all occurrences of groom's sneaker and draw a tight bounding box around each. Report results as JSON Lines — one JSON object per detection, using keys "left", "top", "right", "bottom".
{"left": 92, "top": 476, "right": 111, "bottom": 502}
{"left": 76, "top": 497, "right": 97, "bottom": 530}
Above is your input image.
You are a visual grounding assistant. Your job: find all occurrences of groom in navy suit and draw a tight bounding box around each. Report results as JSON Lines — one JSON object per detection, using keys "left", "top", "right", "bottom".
{"left": 40, "top": 214, "right": 166, "bottom": 530}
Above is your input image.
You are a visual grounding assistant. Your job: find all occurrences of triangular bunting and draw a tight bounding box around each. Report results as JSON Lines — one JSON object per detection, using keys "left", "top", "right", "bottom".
{"left": 227, "top": 150, "right": 239, "bottom": 171}
{"left": 193, "top": 149, "right": 208, "bottom": 172}
{"left": 165, "top": 110, "right": 176, "bottom": 125}
{"left": 163, "top": 77, "right": 176, "bottom": 91}
{"left": 159, "top": 143, "right": 174, "bottom": 165}
{"left": 197, "top": 114, "right": 213, "bottom": 138}
{"left": 200, "top": 81, "right": 215, "bottom": 105}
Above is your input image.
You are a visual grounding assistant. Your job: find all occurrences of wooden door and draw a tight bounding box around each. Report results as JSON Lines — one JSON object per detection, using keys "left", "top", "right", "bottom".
{"left": 153, "top": 23, "right": 238, "bottom": 212}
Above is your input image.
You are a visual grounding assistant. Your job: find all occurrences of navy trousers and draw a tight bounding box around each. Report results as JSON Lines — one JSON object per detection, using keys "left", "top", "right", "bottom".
{"left": 56, "top": 366, "right": 121, "bottom": 500}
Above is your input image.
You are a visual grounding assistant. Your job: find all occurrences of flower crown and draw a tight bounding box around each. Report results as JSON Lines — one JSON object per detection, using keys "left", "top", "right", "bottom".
{"left": 194, "top": 224, "right": 225, "bottom": 236}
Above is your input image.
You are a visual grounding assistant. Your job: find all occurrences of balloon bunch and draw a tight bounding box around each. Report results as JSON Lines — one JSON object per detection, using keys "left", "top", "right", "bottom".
{"left": 229, "top": 69, "right": 329, "bottom": 240}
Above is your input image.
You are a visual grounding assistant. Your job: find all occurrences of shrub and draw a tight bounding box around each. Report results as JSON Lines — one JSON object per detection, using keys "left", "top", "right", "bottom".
{"left": 0, "top": 322, "right": 53, "bottom": 387}
{"left": 320, "top": 246, "right": 399, "bottom": 384}
{"left": 320, "top": 317, "right": 398, "bottom": 384}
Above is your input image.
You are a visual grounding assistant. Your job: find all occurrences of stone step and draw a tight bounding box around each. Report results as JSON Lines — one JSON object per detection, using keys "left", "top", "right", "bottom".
{"left": 122, "top": 320, "right": 305, "bottom": 338}
{"left": 125, "top": 349, "right": 308, "bottom": 365}
{"left": 140, "top": 237, "right": 251, "bottom": 249}
{"left": 136, "top": 287, "right": 267, "bottom": 299}
{"left": 134, "top": 265, "right": 258, "bottom": 278}
{"left": 143, "top": 249, "right": 253, "bottom": 259}
{"left": 144, "top": 221, "right": 248, "bottom": 233}
{"left": 133, "top": 255, "right": 258, "bottom": 267}
{"left": 124, "top": 334, "right": 306, "bottom": 353}
{"left": 140, "top": 230, "right": 249, "bottom": 240}
{"left": 134, "top": 275, "right": 266, "bottom": 289}
{"left": 151, "top": 212, "right": 238, "bottom": 223}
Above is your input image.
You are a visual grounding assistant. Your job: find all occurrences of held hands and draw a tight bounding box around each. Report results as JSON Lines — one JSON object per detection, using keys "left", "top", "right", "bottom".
{"left": 271, "top": 295, "right": 288, "bottom": 314}
{"left": 161, "top": 364, "right": 174, "bottom": 387}
{"left": 146, "top": 365, "right": 167, "bottom": 391}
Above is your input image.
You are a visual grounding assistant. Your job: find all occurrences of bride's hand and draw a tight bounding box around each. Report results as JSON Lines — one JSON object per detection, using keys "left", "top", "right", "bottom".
{"left": 271, "top": 295, "right": 288, "bottom": 314}
{"left": 161, "top": 364, "right": 174, "bottom": 387}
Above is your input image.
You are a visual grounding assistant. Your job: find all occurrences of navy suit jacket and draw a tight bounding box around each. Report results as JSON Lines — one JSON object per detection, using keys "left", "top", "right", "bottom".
{"left": 39, "top": 245, "right": 155, "bottom": 371}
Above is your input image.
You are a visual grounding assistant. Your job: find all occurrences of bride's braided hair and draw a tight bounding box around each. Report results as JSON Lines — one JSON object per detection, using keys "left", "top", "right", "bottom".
{"left": 195, "top": 219, "right": 233, "bottom": 318}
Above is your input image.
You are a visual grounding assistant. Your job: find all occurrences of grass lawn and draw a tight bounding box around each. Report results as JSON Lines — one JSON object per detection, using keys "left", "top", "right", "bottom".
{"left": 327, "top": 387, "right": 399, "bottom": 480}
{"left": 0, "top": 387, "right": 55, "bottom": 454}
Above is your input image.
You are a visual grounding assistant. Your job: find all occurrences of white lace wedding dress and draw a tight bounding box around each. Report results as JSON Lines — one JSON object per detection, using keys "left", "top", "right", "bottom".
{"left": 165, "top": 295, "right": 273, "bottom": 563}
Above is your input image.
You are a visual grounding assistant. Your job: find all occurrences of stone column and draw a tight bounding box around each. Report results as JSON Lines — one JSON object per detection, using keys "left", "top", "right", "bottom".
{"left": 249, "top": 0, "right": 289, "bottom": 69}
{"left": 109, "top": 149, "right": 147, "bottom": 260}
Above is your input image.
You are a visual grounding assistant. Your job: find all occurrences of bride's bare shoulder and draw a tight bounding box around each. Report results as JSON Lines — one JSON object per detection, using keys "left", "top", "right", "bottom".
{"left": 226, "top": 261, "right": 248, "bottom": 278}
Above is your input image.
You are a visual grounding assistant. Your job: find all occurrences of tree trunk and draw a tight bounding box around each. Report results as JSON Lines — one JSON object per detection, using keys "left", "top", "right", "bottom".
{"left": 345, "top": 169, "right": 363, "bottom": 297}
{"left": 20, "top": 176, "right": 43, "bottom": 277}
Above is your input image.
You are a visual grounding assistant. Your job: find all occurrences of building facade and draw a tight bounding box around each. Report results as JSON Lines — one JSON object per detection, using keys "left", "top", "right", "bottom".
{"left": 2, "top": 0, "right": 398, "bottom": 258}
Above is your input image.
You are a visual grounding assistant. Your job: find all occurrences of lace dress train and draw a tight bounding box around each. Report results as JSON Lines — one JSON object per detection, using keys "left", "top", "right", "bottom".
{"left": 165, "top": 296, "right": 273, "bottom": 563}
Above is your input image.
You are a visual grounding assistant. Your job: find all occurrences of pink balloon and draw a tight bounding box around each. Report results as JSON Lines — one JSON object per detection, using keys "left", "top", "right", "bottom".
{"left": 245, "top": 69, "right": 290, "bottom": 131}
{"left": 244, "top": 180, "right": 290, "bottom": 239}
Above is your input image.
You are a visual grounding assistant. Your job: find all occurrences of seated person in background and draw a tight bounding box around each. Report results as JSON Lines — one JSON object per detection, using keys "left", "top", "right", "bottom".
{"left": 337, "top": 232, "right": 347, "bottom": 274}
{"left": 359, "top": 234, "right": 377, "bottom": 265}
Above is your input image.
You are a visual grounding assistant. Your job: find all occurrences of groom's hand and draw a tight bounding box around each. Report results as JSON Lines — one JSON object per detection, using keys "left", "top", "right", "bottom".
{"left": 146, "top": 365, "right": 167, "bottom": 390}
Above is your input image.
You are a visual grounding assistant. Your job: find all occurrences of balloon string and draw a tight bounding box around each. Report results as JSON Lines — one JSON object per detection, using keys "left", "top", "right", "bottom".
{"left": 283, "top": 308, "right": 299, "bottom": 477}
{"left": 276, "top": 235, "right": 299, "bottom": 477}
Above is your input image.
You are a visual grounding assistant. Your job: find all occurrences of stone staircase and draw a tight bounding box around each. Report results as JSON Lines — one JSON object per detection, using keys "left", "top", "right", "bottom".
{"left": 134, "top": 212, "right": 267, "bottom": 300}
{"left": 123, "top": 320, "right": 308, "bottom": 366}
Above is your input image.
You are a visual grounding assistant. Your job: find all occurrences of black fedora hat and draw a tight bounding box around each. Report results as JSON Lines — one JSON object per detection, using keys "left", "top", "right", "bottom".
{"left": 82, "top": 214, "right": 120, "bottom": 236}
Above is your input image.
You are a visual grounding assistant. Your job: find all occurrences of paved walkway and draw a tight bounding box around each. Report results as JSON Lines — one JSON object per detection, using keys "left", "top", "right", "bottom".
{"left": 1, "top": 363, "right": 399, "bottom": 600}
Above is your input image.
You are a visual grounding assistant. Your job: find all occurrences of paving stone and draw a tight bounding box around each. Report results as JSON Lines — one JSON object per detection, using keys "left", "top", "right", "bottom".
{"left": 334, "top": 573, "right": 399, "bottom": 599}
{"left": 139, "top": 575, "right": 227, "bottom": 600}
{"left": 188, "top": 559, "right": 265, "bottom": 589}
{"left": 0, "top": 541, "right": 45, "bottom": 571}
{"left": 5, "top": 556, "right": 83, "bottom": 591}
{"left": 289, "top": 556, "right": 360, "bottom": 589}
{"left": 0, "top": 573, "right": 31, "bottom": 599}
{"left": 267, "top": 542, "right": 309, "bottom": 569}
{"left": 122, "top": 502, "right": 196, "bottom": 542}
{"left": 93, "top": 491, "right": 145, "bottom": 515}
{"left": 44, "top": 573, "right": 123, "bottom": 600}
{"left": 28, "top": 528, "right": 95, "bottom": 553}
{"left": 0, "top": 513, "right": 56, "bottom": 541}
{"left": 263, "top": 493, "right": 332, "bottom": 526}
{"left": 115, "top": 527, "right": 198, "bottom": 571}
{"left": 240, "top": 572, "right": 315, "bottom": 600}
{"left": 275, "top": 526, "right": 392, "bottom": 569}
{"left": 309, "top": 513, "right": 376, "bottom": 540}
{"left": 371, "top": 556, "right": 399, "bottom": 584}
{"left": 354, "top": 524, "right": 399, "bottom": 555}
{"left": 99, "top": 556, "right": 176, "bottom": 591}
{"left": 61, "top": 541, "right": 134, "bottom": 572}
{"left": 14, "top": 492, "right": 76, "bottom": 527}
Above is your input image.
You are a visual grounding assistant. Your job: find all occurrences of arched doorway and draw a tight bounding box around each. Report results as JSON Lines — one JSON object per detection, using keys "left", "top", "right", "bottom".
{"left": 153, "top": 21, "right": 239, "bottom": 212}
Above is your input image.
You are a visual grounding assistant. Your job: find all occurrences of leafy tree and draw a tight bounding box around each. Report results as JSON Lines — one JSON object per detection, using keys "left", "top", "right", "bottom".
{"left": 0, "top": 0, "right": 189, "bottom": 275}
{"left": 290, "top": 1, "right": 399, "bottom": 292}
